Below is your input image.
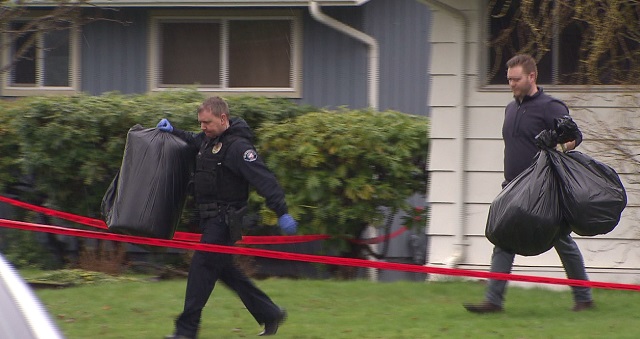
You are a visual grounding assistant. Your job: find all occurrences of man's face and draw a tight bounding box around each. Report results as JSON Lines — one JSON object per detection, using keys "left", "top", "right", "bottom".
{"left": 507, "top": 65, "right": 535, "bottom": 100}
{"left": 198, "top": 108, "right": 227, "bottom": 139}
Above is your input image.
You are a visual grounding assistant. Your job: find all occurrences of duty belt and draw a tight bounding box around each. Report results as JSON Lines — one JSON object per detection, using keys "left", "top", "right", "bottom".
{"left": 198, "top": 202, "right": 221, "bottom": 218}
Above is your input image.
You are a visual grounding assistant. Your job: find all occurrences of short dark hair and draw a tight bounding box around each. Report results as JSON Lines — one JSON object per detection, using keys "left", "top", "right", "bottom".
{"left": 506, "top": 54, "right": 538, "bottom": 79}
{"left": 198, "top": 96, "right": 229, "bottom": 117}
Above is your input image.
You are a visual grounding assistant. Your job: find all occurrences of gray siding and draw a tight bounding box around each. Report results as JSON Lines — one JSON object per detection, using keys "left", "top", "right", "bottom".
{"left": 77, "top": 1, "right": 431, "bottom": 114}
{"left": 300, "top": 7, "right": 369, "bottom": 109}
{"left": 299, "top": 0, "right": 431, "bottom": 115}
{"left": 81, "top": 10, "right": 148, "bottom": 95}
{"left": 363, "top": 0, "right": 431, "bottom": 116}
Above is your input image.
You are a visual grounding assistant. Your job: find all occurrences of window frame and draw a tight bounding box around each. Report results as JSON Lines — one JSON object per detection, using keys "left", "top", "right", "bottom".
{"left": 1, "top": 17, "right": 81, "bottom": 96}
{"left": 148, "top": 9, "right": 303, "bottom": 98}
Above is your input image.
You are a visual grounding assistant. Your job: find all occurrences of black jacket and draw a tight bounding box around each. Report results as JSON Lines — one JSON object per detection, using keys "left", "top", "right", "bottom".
{"left": 502, "top": 87, "right": 582, "bottom": 184}
{"left": 172, "top": 117, "right": 288, "bottom": 217}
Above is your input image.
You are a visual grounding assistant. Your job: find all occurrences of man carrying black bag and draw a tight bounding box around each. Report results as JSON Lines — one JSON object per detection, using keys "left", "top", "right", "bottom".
{"left": 463, "top": 54, "right": 594, "bottom": 313}
{"left": 157, "top": 96, "right": 298, "bottom": 338}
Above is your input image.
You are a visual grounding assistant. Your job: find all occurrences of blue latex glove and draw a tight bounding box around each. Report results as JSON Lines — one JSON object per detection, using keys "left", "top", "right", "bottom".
{"left": 278, "top": 214, "right": 297, "bottom": 235}
{"left": 156, "top": 118, "right": 173, "bottom": 132}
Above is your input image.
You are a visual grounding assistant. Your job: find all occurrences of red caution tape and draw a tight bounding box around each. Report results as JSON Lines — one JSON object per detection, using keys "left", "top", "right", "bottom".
{"left": 1, "top": 218, "right": 640, "bottom": 292}
{"left": 0, "top": 195, "right": 106, "bottom": 228}
{"left": 0, "top": 195, "right": 332, "bottom": 244}
{"left": 350, "top": 226, "right": 407, "bottom": 244}
{"left": 0, "top": 195, "right": 401, "bottom": 245}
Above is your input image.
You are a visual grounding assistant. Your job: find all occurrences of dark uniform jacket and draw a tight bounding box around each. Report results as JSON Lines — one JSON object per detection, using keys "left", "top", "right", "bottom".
{"left": 502, "top": 87, "right": 582, "bottom": 185}
{"left": 172, "top": 117, "right": 288, "bottom": 217}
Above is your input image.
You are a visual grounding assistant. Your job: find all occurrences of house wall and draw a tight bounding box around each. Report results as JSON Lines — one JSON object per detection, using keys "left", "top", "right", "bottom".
{"left": 362, "top": 0, "right": 431, "bottom": 116}
{"left": 300, "top": 0, "right": 430, "bottom": 115}
{"left": 424, "top": 0, "right": 640, "bottom": 287}
{"left": 299, "top": 7, "right": 369, "bottom": 109}
{"left": 76, "top": 1, "right": 430, "bottom": 116}
{"left": 78, "top": 2, "right": 433, "bottom": 281}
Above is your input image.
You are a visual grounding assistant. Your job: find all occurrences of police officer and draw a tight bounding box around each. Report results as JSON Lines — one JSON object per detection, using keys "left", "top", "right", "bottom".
{"left": 158, "top": 96, "right": 297, "bottom": 338}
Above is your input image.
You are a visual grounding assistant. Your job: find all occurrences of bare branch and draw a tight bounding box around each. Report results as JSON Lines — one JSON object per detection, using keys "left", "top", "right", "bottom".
{"left": 0, "top": 0, "right": 126, "bottom": 76}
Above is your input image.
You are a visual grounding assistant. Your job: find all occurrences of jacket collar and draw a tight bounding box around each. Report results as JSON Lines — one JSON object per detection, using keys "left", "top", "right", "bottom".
{"left": 517, "top": 86, "right": 543, "bottom": 104}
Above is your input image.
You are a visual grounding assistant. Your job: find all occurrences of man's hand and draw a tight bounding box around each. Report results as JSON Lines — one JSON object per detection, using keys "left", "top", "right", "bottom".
{"left": 278, "top": 214, "right": 297, "bottom": 235}
{"left": 561, "top": 140, "right": 576, "bottom": 151}
{"left": 156, "top": 118, "right": 173, "bottom": 132}
{"left": 535, "top": 129, "right": 558, "bottom": 149}
{"left": 555, "top": 115, "right": 579, "bottom": 144}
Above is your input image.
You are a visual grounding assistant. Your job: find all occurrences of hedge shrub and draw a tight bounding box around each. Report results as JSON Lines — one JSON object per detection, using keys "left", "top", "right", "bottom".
{"left": 0, "top": 92, "right": 429, "bottom": 250}
{"left": 256, "top": 109, "right": 429, "bottom": 247}
{"left": 0, "top": 91, "right": 317, "bottom": 215}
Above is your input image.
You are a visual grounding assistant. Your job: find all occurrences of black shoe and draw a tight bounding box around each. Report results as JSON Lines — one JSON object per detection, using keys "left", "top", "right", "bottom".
{"left": 258, "top": 308, "right": 287, "bottom": 336}
{"left": 164, "top": 334, "right": 193, "bottom": 339}
{"left": 572, "top": 301, "right": 594, "bottom": 312}
{"left": 463, "top": 301, "right": 503, "bottom": 314}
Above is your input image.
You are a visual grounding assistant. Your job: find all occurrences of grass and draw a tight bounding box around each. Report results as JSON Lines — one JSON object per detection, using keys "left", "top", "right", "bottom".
{"left": 34, "top": 275, "right": 640, "bottom": 339}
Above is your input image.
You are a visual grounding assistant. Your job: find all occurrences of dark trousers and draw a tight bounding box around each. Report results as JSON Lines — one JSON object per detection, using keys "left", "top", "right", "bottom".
{"left": 485, "top": 233, "right": 592, "bottom": 307}
{"left": 174, "top": 215, "right": 281, "bottom": 338}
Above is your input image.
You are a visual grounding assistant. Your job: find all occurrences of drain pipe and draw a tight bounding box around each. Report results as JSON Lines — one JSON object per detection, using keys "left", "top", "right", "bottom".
{"left": 309, "top": 0, "right": 379, "bottom": 110}
{"left": 310, "top": 1, "right": 379, "bottom": 281}
{"left": 417, "top": 0, "right": 469, "bottom": 269}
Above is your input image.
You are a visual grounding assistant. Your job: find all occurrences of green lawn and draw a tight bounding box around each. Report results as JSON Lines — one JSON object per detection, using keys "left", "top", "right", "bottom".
{"left": 34, "top": 276, "right": 640, "bottom": 339}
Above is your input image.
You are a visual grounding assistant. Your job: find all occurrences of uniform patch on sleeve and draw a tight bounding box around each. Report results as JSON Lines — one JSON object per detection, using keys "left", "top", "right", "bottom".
{"left": 243, "top": 149, "right": 258, "bottom": 162}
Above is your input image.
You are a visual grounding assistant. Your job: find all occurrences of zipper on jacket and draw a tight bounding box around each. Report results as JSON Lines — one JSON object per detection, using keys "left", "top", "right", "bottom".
{"left": 513, "top": 103, "right": 526, "bottom": 136}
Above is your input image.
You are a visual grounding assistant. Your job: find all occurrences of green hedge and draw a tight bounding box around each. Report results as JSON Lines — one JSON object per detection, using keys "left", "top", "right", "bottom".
{"left": 257, "top": 109, "right": 429, "bottom": 246}
{"left": 0, "top": 91, "right": 429, "bottom": 244}
{"left": 0, "top": 91, "right": 315, "bottom": 217}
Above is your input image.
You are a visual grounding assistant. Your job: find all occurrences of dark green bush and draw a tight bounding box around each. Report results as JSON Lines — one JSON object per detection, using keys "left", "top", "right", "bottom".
{"left": 0, "top": 92, "right": 429, "bottom": 262}
{"left": 4, "top": 90, "right": 204, "bottom": 217}
{"left": 0, "top": 91, "right": 316, "bottom": 217}
{"left": 255, "top": 109, "right": 429, "bottom": 248}
{"left": 0, "top": 99, "right": 23, "bottom": 192}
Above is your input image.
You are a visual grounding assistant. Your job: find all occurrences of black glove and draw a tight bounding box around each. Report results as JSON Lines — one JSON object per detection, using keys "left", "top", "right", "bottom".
{"left": 535, "top": 129, "right": 558, "bottom": 149}
{"left": 554, "top": 115, "right": 579, "bottom": 144}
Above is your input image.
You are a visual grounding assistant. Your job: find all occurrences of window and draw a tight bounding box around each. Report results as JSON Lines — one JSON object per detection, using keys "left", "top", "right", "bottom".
{"left": 2, "top": 21, "right": 80, "bottom": 95}
{"left": 487, "top": 0, "right": 640, "bottom": 86}
{"left": 150, "top": 11, "right": 302, "bottom": 97}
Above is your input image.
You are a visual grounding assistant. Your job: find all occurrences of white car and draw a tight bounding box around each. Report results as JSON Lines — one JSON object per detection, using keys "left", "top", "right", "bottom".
{"left": 0, "top": 254, "right": 64, "bottom": 339}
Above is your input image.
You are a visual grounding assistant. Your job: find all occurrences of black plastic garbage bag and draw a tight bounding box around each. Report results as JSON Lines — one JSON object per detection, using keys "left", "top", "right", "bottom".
{"left": 548, "top": 150, "right": 626, "bottom": 236}
{"left": 533, "top": 116, "right": 581, "bottom": 149}
{"left": 101, "top": 125, "right": 195, "bottom": 239}
{"left": 485, "top": 151, "right": 565, "bottom": 256}
{"left": 554, "top": 115, "right": 580, "bottom": 144}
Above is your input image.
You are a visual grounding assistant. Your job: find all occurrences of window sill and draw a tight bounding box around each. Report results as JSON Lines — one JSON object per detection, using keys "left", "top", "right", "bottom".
{"left": 478, "top": 84, "right": 640, "bottom": 93}
{"left": 150, "top": 87, "right": 302, "bottom": 99}
{"left": 1, "top": 87, "right": 80, "bottom": 97}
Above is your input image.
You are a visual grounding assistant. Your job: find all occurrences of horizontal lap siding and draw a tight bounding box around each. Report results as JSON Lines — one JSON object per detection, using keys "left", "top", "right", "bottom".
{"left": 427, "top": 0, "right": 640, "bottom": 285}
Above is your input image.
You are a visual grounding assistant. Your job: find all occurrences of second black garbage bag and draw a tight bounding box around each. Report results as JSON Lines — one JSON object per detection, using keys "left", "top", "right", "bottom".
{"left": 549, "top": 150, "right": 627, "bottom": 236}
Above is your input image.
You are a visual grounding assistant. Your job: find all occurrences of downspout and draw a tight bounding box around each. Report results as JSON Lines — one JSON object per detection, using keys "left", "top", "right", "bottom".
{"left": 309, "top": 1, "right": 380, "bottom": 281}
{"left": 309, "top": 0, "right": 379, "bottom": 110}
{"left": 417, "top": 0, "right": 469, "bottom": 268}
